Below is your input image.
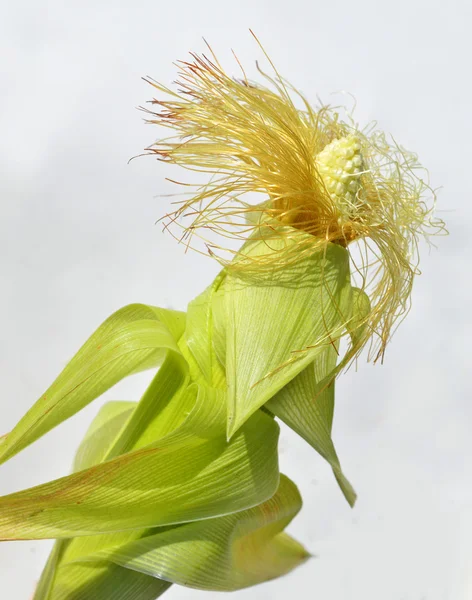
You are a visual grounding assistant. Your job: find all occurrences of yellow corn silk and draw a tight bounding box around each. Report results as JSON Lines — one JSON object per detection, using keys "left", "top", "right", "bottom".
{"left": 0, "top": 45, "right": 444, "bottom": 600}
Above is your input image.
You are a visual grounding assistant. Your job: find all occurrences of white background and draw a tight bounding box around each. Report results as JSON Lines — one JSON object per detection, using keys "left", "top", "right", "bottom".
{"left": 0, "top": 1, "right": 471, "bottom": 599}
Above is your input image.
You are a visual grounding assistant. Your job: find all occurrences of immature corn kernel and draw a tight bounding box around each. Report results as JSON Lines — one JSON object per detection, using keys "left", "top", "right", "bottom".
{"left": 316, "top": 135, "right": 364, "bottom": 220}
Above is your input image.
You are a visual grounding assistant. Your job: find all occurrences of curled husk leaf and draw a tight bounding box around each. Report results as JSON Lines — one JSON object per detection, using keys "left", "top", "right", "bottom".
{"left": 144, "top": 42, "right": 445, "bottom": 362}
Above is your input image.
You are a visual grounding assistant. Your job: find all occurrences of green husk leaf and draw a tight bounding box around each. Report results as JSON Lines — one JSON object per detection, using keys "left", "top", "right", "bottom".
{"left": 73, "top": 402, "right": 137, "bottom": 473}
{"left": 81, "top": 474, "right": 309, "bottom": 592}
{"left": 267, "top": 346, "right": 356, "bottom": 507}
{"left": 34, "top": 541, "right": 171, "bottom": 600}
{"left": 348, "top": 287, "right": 372, "bottom": 349}
{"left": 223, "top": 236, "right": 351, "bottom": 438}
{"left": 265, "top": 284, "right": 366, "bottom": 507}
{"left": 40, "top": 559, "right": 170, "bottom": 600}
{"left": 33, "top": 541, "right": 64, "bottom": 600}
{"left": 185, "top": 272, "right": 226, "bottom": 388}
{"left": 102, "top": 352, "right": 190, "bottom": 459}
{"left": 0, "top": 383, "right": 280, "bottom": 539}
{"left": 0, "top": 305, "right": 186, "bottom": 465}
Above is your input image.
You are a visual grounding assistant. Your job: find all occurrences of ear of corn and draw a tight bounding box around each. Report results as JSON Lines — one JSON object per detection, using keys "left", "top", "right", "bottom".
{"left": 0, "top": 41, "right": 444, "bottom": 600}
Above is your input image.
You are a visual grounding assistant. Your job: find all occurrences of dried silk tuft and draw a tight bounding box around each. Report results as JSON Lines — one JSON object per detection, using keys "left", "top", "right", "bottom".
{"left": 143, "top": 37, "right": 445, "bottom": 362}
